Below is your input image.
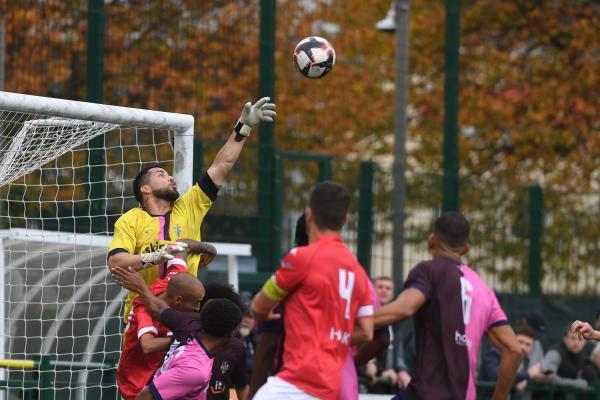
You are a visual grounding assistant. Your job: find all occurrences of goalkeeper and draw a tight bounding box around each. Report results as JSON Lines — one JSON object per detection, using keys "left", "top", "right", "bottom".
{"left": 108, "top": 97, "right": 276, "bottom": 319}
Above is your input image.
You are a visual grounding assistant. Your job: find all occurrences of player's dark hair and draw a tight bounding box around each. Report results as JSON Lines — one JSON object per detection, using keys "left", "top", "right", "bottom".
{"left": 514, "top": 325, "right": 537, "bottom": 339}
{"left": 595, "top": 309, "right": 600, "bottom": 321}
{"left": 432, "top": 212, "right": 470, "bottom": 249}
{"left": 133, "top": 164, "right": 164, "bottom": 204}
{"left": 294, "top": 213, "right": 309, "bottom": 247}
{"left": 201, "top": 282, "right": 244, "bottom": 313}
{"left": 308, "top": 181, "right": 350, "bottom": 231}
{"left": 200, "top": 298, "right": 243, "bottom": 337}
{"left": 375, "top": 275, "right": 393, "bottom": 283}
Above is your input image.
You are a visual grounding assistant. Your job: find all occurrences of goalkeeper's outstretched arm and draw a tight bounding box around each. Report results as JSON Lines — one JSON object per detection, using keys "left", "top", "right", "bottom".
{"left": 206, "top": 97, "right": 276, "bottom": 186}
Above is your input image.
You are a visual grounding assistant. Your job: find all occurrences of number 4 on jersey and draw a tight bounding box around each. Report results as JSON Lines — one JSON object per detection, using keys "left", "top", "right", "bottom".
{"left": 339, "top": 269, "right": 355, "bottom": 320}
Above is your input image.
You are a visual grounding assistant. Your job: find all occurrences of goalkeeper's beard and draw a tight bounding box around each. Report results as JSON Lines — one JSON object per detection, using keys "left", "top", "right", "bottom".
{"left": 153, "top": 187, "right": 180, "bottom": 203}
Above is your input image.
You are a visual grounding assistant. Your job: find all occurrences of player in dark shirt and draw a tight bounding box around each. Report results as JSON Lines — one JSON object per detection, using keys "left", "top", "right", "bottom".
{"left": 374, "top": 212, "right": 522, "bottom": 400}
{"left": 112, "top": 268, "right": 249, "bottom": 400}
{"left": 248, "top": 214, "right": 307, "bottom": 398}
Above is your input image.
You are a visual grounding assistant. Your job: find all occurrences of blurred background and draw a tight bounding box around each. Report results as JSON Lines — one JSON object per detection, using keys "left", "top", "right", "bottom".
{"left": 0, "top": 1, "right": 598, "bottom": 397}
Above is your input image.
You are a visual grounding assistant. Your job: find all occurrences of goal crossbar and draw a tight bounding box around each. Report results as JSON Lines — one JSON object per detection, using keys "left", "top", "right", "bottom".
{"left": 0, "top": 91, "right": 194, "bottom": 131}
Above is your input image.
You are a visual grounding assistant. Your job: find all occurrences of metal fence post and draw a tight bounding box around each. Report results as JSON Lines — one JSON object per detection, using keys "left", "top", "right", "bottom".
{"left": 257, "top": 0, "right": 276, "bottom": 272}
{"left": 87, "top": 0, "right": 106, "bottom": 234}
{"left": 318, "top": 159, "right": 332, "bottom": 181}
{"left": 0, "top": 23, "right": 5, "bottom": 91}
{"left": 272, "top": 154, "right": 284, "bottom": 267}
{"left": 528, "top": 185, "right": 543, "bottom": 297}
{"left": 101, "top": 358, "right": 118, "bottom": 399}
{"left": 37, "top": 356, "right": 52, "bottom": 400}
{"left": 193, "top": 137, "right": 204, "bottom": 183}
{"left": 442, "top": 0, "right": 460, "bottom": 213}
{"left": 357, "top": 161, "right": 374, "bottom": 274}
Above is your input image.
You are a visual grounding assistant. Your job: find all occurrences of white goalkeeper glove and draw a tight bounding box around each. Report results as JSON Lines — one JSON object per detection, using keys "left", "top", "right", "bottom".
{"left": 234, "top": 97, "right": 277, "bottom": 141}
{"left": 140, "top": 242, "right": 188, "bottom": 268}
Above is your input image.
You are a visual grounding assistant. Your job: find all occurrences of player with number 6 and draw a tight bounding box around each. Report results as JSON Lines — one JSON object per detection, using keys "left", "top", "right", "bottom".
{"left": 374, "top": 212, "right": 522, "bottom": 400}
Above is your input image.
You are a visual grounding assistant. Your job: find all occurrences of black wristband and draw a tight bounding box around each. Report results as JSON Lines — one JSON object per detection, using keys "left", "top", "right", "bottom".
{"left": 234, "top": 120, "right": 250, "bottom": 142}
{"left": 234, "top": 121, "right": 244, "bottom": 135}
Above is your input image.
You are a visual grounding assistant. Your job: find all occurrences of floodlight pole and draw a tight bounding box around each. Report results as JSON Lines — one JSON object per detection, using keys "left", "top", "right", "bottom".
{"left": 392, "top": 0, "right": 409, "bottom": 295}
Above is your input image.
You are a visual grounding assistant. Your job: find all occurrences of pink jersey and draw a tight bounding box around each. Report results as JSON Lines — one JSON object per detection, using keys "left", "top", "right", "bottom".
{"left": 403, "top": 256, "right": 508, "bottom": 400}
{"left": 340, "top": 280, "right": 381, "bottom": 400}
{"left": 148, "top": 337, "right": 214, "bottom": 400}
{"left": 460, "top": 265, "right": 507, "bottom": 400}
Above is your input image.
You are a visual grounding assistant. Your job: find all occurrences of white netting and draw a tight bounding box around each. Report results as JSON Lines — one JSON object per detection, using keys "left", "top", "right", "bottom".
{"left": 0, "top": 103, "right": 183, "bottom": 399}
{"left": 0, "top": 116, "right": 118, "bottom": 188}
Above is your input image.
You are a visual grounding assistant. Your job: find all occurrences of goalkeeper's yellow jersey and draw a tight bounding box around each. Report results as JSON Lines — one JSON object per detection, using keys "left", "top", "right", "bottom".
{"left": 108, "top": 173, "right": 217, "bottom": 319}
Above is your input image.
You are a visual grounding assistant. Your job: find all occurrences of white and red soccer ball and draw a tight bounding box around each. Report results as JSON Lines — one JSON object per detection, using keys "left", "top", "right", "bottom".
{"left": 293, "top": 36, "right": 336, "bottom": 79}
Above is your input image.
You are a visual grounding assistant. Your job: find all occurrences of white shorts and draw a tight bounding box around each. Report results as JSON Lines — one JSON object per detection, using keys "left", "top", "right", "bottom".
{"left": 253, "top": 376, "right": 320, "bottom": 400}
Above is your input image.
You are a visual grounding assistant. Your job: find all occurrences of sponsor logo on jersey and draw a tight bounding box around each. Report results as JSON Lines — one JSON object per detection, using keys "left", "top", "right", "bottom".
{"left": 174, "top": 224, "right": 182, "bottom": 237}
{"left": 330, "top": 327, "right": 350, "bottom": 345}
{"left": 220, "top": 361, "right": 230, "bottom": 375}
{"left": 455, "top": 330, "right": 472, "bottom": 348}
{"left": 210, "top": 380, "right": 225, "bottom": 394}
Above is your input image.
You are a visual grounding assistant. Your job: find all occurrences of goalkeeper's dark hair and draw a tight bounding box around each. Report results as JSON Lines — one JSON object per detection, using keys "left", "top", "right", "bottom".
{"left": 133, "top": 164, "right": 164, "bottom": 204}
{"left": 432, "top": 212, "right": 470, "bottom": 250}
{"left": 200, "top": 282, "right": 244, "bottom": 313}
{"left": 200, "top": 298, "right": 243, "bottom": 337}
{"left": 308, "top": 181, "right": 350, "bottom": 231}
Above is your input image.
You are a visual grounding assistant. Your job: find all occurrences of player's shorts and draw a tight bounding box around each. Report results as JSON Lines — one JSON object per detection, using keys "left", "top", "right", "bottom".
{"left": 253, "top": 376, "right": 319, "bottom": 400}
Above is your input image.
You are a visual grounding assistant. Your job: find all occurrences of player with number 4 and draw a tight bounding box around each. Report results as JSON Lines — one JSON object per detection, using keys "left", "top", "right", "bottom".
{"left": 374, "top": 212, "right": 522, "bottom": 400}
{"left": 251, "top": 181, "right": 374, "bottom": 400}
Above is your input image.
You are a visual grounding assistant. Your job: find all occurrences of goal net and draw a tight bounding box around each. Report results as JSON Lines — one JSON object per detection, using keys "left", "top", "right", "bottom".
{"left": 0, "top": 91, "right": 194, "bottom": 399}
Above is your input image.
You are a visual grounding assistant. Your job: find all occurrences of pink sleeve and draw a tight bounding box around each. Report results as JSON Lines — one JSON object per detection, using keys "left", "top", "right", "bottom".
{"left": 486, "top": 288, "right": 508, "bottom": 328}
{"left": 150, "top": 364, "right": 203, "bottom": 399}
{"left": 368, "top": 280, "right": 382, "bottom": 309}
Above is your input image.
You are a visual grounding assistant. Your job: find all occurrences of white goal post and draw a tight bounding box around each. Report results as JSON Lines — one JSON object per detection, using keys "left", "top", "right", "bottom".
{"left": 0, "top": 91, "right": 208, "bottom": 399}
{"left": 0, "top": 91, "right": 194, "bottom": 192}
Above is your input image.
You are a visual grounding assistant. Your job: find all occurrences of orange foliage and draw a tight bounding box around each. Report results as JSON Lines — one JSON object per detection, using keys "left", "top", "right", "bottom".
{"left": 1, "top": 0, "right": 597, "bottom": 190}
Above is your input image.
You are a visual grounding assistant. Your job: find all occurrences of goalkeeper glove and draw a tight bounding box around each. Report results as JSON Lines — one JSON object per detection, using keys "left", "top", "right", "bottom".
{"left": 140, "top": 242, "right": 188, "bottom": 268}
{"left": 234, "top": 97, "right": 277, "bottom": 141}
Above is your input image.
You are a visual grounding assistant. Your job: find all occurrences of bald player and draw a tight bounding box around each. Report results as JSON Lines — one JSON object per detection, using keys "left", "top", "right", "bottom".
{"left": 117, "top": 242, "right": 214, "bottom": 399}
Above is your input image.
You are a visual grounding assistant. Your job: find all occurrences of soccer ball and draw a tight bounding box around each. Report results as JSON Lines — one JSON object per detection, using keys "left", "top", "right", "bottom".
{"left": 293, "top": 36, "right": 336, "bottom": 79}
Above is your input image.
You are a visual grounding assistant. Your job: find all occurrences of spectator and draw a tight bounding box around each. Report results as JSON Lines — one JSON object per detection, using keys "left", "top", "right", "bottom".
{"left": 537, "top": 325, "right": 589, "bottom": 399}
{"left": 361, "top": 276, "right": 411, "bottom": 393}
{"left": 594, "top": 310, "right": 600, "bottom": 331}
{"left": 248, "top": 213, "right": 307, "bottom": 399}
{"left": 517, "top": 312, "right": 546, "bottom": 365}
{"left": 479, "top": 325, "right": 544, "bottom": 400}
{"left": 239, "top": 305, "right": 256, "bottom": 381}
{"left": 374, "top": 276, "right": 394, "bottom": 306}
{"left": 582, "top": 343, "right": 600, "bottom": 385}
